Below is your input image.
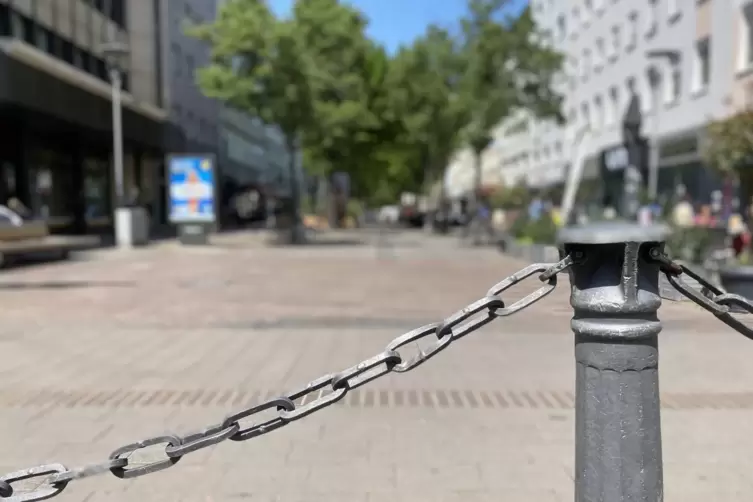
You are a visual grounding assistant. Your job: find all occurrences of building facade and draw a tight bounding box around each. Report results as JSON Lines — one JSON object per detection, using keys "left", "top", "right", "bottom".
{"left": 449, "top": 0, "right": 743, "bottom": 206}
{"left": 532, "top": 0, "right": 734, "bottom": 205}
{"left": 0, "top": 0, "right": 168, "bottom": 234}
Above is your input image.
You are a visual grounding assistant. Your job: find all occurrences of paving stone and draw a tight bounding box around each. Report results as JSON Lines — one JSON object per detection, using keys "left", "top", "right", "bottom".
{"left": 0, "top": 230, "right": 752, "bottom": 501}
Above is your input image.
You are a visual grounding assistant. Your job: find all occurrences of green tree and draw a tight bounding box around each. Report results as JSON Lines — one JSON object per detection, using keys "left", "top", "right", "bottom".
{"left": 189, "top": 0, "right": 313, "bottom": 243}
{"left": 458, "top": 1, "right": 564, "bottom": 199}
{"left": 293, "top": 0, "right": 390, "bottom": 197}
{"left": 387, "top": 26, "right": 469, "bottom": 198}
{"left": 705, "top": 108, "right": 753, "bottom": 198}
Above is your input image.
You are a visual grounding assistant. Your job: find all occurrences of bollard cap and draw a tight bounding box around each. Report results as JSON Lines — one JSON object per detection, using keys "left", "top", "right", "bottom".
{"left": 557, "top": 220, "right": 669, "bottom": 245}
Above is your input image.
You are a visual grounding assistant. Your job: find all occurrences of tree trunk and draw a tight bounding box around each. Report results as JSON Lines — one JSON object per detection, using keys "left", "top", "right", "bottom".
{"left": 286, "top": 139, "right": 305, "bottom": 244}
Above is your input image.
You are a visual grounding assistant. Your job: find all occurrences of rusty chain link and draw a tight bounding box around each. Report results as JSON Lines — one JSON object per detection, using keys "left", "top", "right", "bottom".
{"left": 650, "top": 247, "right": 753, "bottom": 339}
{"left": 0, "top": 255, "right": 577, "bottom": 501}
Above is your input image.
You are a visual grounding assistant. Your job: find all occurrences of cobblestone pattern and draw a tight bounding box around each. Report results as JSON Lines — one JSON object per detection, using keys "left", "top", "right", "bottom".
{"left": 0, "top": 233, "right": 752, "bottom": 501}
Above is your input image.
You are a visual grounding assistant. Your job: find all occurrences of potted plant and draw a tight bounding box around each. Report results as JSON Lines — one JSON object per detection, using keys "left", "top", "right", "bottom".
{"left": 703, "top": 107, "right": 753, "bottom": 298}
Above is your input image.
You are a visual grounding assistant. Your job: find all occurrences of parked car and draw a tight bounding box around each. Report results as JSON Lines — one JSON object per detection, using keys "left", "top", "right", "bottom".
{"left": 399, "top": 192, "right": 427, "bottom": 228}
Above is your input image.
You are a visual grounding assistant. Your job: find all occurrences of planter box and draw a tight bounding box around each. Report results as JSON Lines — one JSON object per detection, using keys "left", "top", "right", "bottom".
{"left": 719, "top": 266, "right": 753, "bottom": 302}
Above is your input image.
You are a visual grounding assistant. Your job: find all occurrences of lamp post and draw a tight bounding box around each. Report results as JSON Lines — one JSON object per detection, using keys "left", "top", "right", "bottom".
{"left": 645, "top": 49, "right": 682, "bottom": 201}
{"left": 102, "top": 36, "right": 130, "bottom": 247}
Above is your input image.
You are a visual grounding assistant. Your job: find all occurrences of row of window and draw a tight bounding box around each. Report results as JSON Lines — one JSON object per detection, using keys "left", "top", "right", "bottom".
{"left": 82, "top": 0, "right": 126, "bottom": 28}
{"left": 0, "top": 5, "right": 130, "bottom": 90}
{"left": 499, "top": 139, "right": 566, "bottom": 170}
{"left": 550, "top": 0, "right": 680, "bottom": 43}
{"left": 573, "top": 34, "right": 710, "bottom": 129}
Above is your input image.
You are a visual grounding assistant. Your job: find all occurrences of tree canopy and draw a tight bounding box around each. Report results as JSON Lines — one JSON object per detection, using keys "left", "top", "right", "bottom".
{"left": 189, "top": 0, "right": 564, "bottom": 204}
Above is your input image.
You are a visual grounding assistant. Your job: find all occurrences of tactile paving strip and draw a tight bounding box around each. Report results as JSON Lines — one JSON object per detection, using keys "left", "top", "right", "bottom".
{"left": 1, "top": 388, "right": 753, "bottom": 410}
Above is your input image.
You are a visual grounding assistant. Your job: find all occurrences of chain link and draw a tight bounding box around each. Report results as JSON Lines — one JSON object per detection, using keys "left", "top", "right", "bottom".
{"left": 650, "top": 247, "right": 753, "bottom": 340}
{"left": 0, "top": 255, "right": 577, "bottom": 501}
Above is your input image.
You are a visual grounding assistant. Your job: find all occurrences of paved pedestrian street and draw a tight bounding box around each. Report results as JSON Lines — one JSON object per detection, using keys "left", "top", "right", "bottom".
{"left": 1, "top": 230, "right": 753, "bottom": 501}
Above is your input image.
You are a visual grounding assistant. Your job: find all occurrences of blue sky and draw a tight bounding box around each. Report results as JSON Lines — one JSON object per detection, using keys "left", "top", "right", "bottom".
{"left": 269, "top": 0, "right": 530, "bottom": 54}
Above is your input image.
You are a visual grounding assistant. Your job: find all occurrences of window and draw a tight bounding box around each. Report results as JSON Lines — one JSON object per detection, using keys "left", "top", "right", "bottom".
{"left": 111, "top": 0, "right": 126, "bottom": 28}
{"left": 594, "top": 0, "right": 605, "bottom": 14}
{"left": 595, "top": 38, "right": 605, "bottom": 70}
{"left": 693, "top": 37, "right": 710, "bottom": 92}
{"left": 607, "top": 86, "right": 619, "bottom": 125}
{"left": 667, "top": 0, "right": 679, "bottom": 21}
{"left": 60, "top": 39, "right": 74, "bottom": 64}
{"left": 186, "top": 55, "right": 195, "bottom": 75}
{"left": 665, "top": 59, "right": 681, "bottom": 103}
{"left": 96, "top": 57, "right": 108, "bottom": 81}
{"left": 73, "top": 47, "right": 84, "bottom": 68}
{"left": 557, "top": 14, "right": 566, "bottom": 40}
{"left": 571, "top": 6, "right": 580, "bottom": 36}
{"left": 80, "top": 51, "right": 92, "bottom": 73}
{"left": 11, "top": 12, "right": 33, "bottom": 44}
{"left": 741, "top": 4, "right": 753, "bottom": 69}
{"left": 610, "top": 26, "right": 621, "bottom": 60}
{"left": 0, "top": 5, "right": 9, "bottom": 37}
{"left": 583, "top": 0, "right": 592, "bottom": 25}
{"left": 582, "top": 49, "right": 591, "bottom": 78}
{"left": 627, "top": 12, "right": 638, "bottom": 50}
{"left": 172, "top": 43, "right": 182, "bottom": 75}
{"left": 34, "top": 26, "right": 50, "bottom": 52}
{"left": 646, "top": 0, "right": 658, "bottom": 38}
{"left": 593, "top": 95, "right": 604, "bottom": 128}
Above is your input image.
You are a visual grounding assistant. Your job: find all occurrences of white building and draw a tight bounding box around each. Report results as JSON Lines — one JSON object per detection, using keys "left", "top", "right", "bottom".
{"left": 449, "top": 0, "right": 742, "bottom": 204}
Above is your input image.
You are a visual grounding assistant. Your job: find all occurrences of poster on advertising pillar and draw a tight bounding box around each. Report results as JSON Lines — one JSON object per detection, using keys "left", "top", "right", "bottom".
{"left": 167, "top": 153, "right": 216, "bottom": 245}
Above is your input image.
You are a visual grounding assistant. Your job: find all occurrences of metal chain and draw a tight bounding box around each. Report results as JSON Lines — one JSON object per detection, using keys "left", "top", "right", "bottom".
{"left": 0, "top": 255, "right": 577, "bottom": 501}
{"left": 649, "top": 247, "right": 753, "bottom": 339}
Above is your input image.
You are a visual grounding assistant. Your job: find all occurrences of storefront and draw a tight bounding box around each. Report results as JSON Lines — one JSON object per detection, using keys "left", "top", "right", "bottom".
{"left": 0, "top": 49, "right": 166, "bottom": 235}
{"left": 655, "top": 131, "right": 722, "bottom": 205}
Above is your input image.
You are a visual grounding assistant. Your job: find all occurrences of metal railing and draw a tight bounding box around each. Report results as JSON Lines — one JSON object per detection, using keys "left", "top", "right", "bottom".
{"left": 1, "top": 228, "right": 751, "bottom": 501}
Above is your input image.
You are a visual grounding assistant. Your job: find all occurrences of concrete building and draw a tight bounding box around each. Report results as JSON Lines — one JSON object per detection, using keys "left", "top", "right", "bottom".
{"left": 533, "top": 0, "right": 733, "bottom": 204}
{"left": 728, "top": 0, "right": 753, "bottom": 112}
{"left": 449, "top": 0, "right": 742, "bottom": 205}
{"left": 0, "top": 0, "right": 168, "bottom": 234}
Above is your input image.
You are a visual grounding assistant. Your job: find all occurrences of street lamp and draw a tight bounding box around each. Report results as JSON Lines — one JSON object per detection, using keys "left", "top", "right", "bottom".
{"left": 645, "top": 49, "right": 682, "bottom": 201}
{"left": 102, "top": 34, "right": 130, "bottom": 247}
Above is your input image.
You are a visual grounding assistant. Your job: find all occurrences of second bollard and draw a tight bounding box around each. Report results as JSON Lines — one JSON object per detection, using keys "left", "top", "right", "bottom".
{"left": 559, "top": 222, "right": 669, "bottom": 502}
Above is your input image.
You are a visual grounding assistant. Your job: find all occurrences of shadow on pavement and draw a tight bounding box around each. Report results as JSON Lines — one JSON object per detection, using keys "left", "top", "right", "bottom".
{"left": 267, "top": 237, "right": 367, "bottom": 247}
{"left": 0, "top": 280, "right": 134, "bottom": 290}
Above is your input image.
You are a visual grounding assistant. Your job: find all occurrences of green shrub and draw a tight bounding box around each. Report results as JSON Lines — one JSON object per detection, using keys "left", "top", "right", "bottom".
{"left": 509, "top": 211, "right": 558, "bottom": 244}
{"left": 346, "top": 199, "right": 364, "bottom": 221}
{"left": 524, "top": 212, "right": 558, "bottom": 245}
{"left": 510, "top": 212, "right": 530, "bottom": 239}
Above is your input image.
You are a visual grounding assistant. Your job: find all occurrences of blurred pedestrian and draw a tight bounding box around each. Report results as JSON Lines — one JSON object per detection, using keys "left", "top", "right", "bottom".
{"left": 671, "top": 194, "right": 695, "bottom": 228}
{"left": 728, "top": 213, "right": 750, "bottom": 258}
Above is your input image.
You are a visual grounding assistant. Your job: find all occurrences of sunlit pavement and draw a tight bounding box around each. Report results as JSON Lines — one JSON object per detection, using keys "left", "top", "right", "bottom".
{"left": 1, "top": 229, "right": 752, "bottom": 501}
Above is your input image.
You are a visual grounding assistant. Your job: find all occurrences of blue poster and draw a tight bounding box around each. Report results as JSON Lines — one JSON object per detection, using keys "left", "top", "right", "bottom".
{"left": 167, "top": 154, "right": 216, "bottom": 223}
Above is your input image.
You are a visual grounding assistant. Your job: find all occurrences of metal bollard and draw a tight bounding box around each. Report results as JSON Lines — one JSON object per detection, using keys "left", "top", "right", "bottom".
{"left": 559, "top": 222, "right": 669, "bottom": 502}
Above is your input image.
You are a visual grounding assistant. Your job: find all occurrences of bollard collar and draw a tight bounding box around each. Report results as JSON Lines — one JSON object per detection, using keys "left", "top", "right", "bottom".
{"left": 557, "top": 220, "right": 669, "bottom": 245}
